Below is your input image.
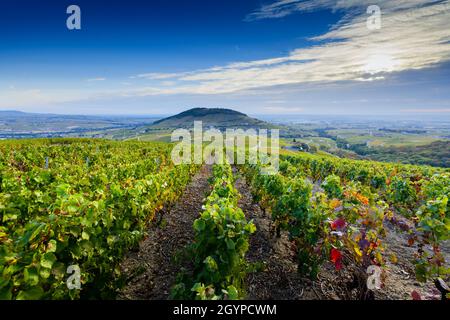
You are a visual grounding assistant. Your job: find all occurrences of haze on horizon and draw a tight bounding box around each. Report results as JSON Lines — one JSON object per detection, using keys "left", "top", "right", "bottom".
{"left": 0, "top": 0, "right": 450, "bottom": 118}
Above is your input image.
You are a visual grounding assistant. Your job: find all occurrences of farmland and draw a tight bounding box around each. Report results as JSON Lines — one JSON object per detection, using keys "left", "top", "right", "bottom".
{"left": 1, "top": 138, "right": 448, "bottom": 300}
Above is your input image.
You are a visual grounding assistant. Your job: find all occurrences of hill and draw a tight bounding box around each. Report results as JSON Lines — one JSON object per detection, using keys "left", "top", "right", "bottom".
{"left": 151, "top": 108, "right": 268, "bottom": 129}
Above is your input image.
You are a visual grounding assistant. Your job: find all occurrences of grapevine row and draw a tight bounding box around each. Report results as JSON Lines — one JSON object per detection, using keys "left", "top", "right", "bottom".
{"left": 172, "top": 163, "right": 256, "bottom": 300}
{"left": 280, "top": 153, "right": 449, "bottom": 284}
{"left": 0, "top": 139, "right": 198, "bottom": 299}
{"left": 242, "top": 155, "right": 448, "bottom": 296}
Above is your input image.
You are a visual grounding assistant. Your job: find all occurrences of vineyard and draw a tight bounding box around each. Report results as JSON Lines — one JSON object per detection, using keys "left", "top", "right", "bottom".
{"left": 0, "top": 139, "right": 198, "bottom": 299}
{"left": 0, "top": 139, "right": 449, "bottom": 300}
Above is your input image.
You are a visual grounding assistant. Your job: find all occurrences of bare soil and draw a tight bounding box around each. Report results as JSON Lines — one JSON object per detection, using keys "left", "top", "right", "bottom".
{"left": 117, "top": 165, "right": 212, "bottom": 300}
{"left": 234, "top": 173, "right": 318, "bottom": 300}
{"left": 118, "top": 166, "right": 448, "bottom": 300}
{"left": 374, "top": 216, "right": 449, "bottom": 300}
{"left": 235, "top": 171, "right": 449, "bottom": 300}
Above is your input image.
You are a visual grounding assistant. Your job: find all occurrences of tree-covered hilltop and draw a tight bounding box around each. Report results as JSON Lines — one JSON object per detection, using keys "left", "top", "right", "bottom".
{"left": 151, "top": 108, "right": 270, "bottom": 129}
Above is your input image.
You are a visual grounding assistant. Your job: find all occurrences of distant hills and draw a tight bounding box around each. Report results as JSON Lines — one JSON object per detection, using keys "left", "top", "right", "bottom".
{"left": 0, "top": 110, "right": 158, "bottom": 139}
{"left": 0, "top": 108, "right": 273, "bottom": 140}
{"left": 151, "top": 108, "right": 268, "bottom": 129}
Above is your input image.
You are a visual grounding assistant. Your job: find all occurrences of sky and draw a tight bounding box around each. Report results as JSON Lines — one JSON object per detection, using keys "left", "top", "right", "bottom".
{"left": 0, "top": 0, "right": 450, "bottom": 117}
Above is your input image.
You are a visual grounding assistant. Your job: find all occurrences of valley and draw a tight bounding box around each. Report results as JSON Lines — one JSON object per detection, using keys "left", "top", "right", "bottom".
{"left": 2, "top": 108, "right": 449, "bottom": 168}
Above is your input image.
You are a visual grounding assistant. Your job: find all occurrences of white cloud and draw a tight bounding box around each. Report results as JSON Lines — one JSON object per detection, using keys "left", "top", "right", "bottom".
{"left": 132, "top": 72, "right": 189, "bottom": 80}
{"left": 86, "top": 77, "right": 106, "bottom": 82}
{"left": 0, "top": 88, "right": 87, "bottom": 108}
{"left": 131, "top": 0, "right": 450, "bottom": 96}
{"left": 401, "top": 108, "right": 450, "bottom": 113}
{"left": 263, "top": 106, "right": 304, "bottom": 113}
{"left": 4, "top": 0, "right": 450, "bottom": 110}
{"left": 245, "top": 0, "right": 446, "bottom": 21}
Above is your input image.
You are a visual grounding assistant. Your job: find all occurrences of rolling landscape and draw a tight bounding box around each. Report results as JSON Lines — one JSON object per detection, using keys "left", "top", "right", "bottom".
{"left": 2, "top": 108, "right": 449, "bottom": 167}
{"left": 0, "top": 0, "right": 449, "bottom": 313}
{"left": 1, "top": 107, "right": 449, "bottom": 302}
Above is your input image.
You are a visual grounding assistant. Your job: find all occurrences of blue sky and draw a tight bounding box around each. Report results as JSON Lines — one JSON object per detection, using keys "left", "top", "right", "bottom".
{"left": 0, "top": 0, "right": 450, "bottom": 117}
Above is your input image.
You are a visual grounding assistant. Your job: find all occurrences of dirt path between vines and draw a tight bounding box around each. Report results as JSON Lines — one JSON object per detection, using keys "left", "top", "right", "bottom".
{"left": 234, "top": 170, "right": 321, "bottom": 300}
{"left": 236, "top": 171, "right": 448, "bottom": 300}
{"left": 118, "top": 165, "right": 212, "bottom": 300}
{"left": 375, "top": 217, "right": 449, "bottom": 300}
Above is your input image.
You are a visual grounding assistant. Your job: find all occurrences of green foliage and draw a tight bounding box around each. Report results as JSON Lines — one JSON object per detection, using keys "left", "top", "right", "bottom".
{"left": 243, "top": 151, "right": 449, "bottom": 287}
{"left": 242, "top": 163, "right": 328, "bottom": 278}
{"left": 414, "top": 174, "right": 450, "bottom": 282}
{"left": 361, "top": 140, "right": 450, "bottom": 168}
{"left": 172, "top": 163, "right": 255, "bottom": 300}
{"left": 387, "top": 176, "right": 418, "bottom": 209}
{"left": 321, "top": 175, "right": 343, "bottom": 199}
{"left": 0, "top": 139, "right": 197, "bottom": 299}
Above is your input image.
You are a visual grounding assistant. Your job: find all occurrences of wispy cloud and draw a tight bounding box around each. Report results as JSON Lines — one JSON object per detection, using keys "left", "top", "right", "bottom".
{"left": 263, "top": 106, "right": 304, "bottom": 113}
{"left": 244, "top": 0, "right": 446, "bottom": 21}
{"left": 131, "top": 0, "right": 450, "bottom": 96}
{"left": 86, "top": 77, "right": 106, "bottom": 82}
{"left": 401, "top": 108, "right": 450, "bottom": 113}
{"left": 3, "top": 1, "right": 449, "bottom": 111}
{"left": 0, "top": 88, "right": 88, "bottom": 108}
